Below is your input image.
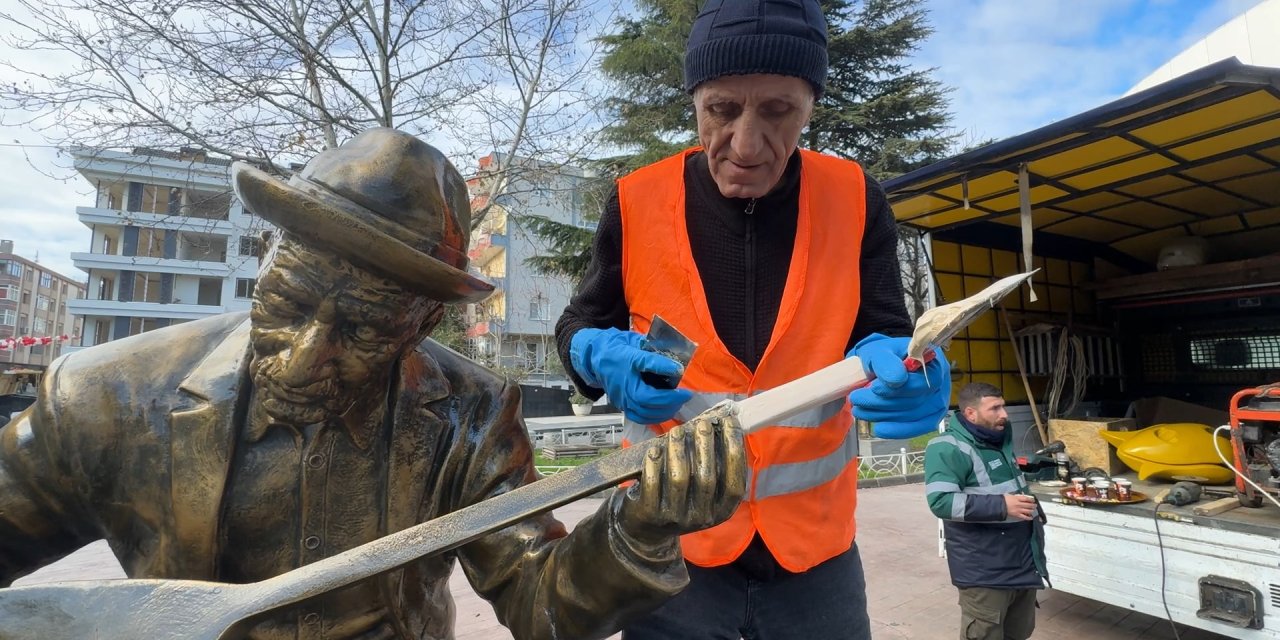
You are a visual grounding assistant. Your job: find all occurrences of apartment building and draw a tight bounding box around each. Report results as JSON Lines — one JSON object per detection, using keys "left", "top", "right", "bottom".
{"left": 0, "top": 240, "right": 86, "bottom": 367}
{"left": 68, "top": 147, "right": 274, "bottom": 350}
{"left": 464, "top": 154, "right": 596, "bottom": 387}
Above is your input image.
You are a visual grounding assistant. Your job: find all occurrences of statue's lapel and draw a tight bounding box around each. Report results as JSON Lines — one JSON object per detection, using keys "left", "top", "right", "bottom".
{"left": 168, "top": 319, "right": 253, "bottom": 579}
{"left": 386, "top": 346, "right": 452, "bottom": 537}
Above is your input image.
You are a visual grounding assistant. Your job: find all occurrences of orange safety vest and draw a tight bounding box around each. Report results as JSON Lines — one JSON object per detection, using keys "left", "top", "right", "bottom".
{"left": 617, "top": 147, "right": 867, "bottom": 573}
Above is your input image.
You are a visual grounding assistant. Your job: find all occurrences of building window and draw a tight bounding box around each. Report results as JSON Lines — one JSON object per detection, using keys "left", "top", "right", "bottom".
{"left": 93, "top": 320, "right": 110, "bottom": 345}
{"left": 36, "top": 295, "right": 51, "bottom": 311}
{"left": 138, "top": 228, "right": 166, "bottom": 258}
{"left": 0, "top": 310, "right": 14, "bottom": 325}
{"left": 523, "top": 341, "right": 540, "bottom": 368}
{"left": 21, "top": 291, "right": 29, "bottom": 304}
{"left": 132, "top": 272, "right": 163, "bottom": 303}
{"left": 5, "top": 261, "right": 20, "bottom": 277}
{"left": 128, "top": 317, "right": 161, "bottom": 336}
{"left": 0, "top": 285, "right": 16, "bottom": 300}
{"left": 39, "top": 272, "right": 52, "bottom": 289}
{"left": 96, "top": 276, "right": 115, "bottom": 301}
{"left": 239, "top": 236, "right": 260, "bottom": 257}
{"left": 235, "top": 278, "right": 256, "bottom": 299}
{"left": 101, "top": 180, "right": 125, "bottom": 210}
{"left": 185, "top": 188, "right": 232, "bottom": 220}
{"left": 33, "top": 318, "right": 47, "bottom": 334}
{"left": 529, "top": 299, "right": 548, "bottom": 321}
{"left": 137, "top": 184, "right": 168, "bottom": 214}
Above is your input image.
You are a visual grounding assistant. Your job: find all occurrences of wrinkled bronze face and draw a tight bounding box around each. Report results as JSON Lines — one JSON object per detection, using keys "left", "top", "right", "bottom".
{"left": 248, "top": 237, "right": 442, "bottom": 427}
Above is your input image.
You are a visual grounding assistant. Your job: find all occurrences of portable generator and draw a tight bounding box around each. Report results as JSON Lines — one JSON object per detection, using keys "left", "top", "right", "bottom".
{"left": 1229, "top": 383, "right": 1280, "bottom": 508}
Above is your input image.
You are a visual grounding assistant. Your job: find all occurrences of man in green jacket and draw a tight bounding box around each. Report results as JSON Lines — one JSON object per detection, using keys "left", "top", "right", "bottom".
{"left": 924, "top": 382, "right": 1048, "bottom": 640}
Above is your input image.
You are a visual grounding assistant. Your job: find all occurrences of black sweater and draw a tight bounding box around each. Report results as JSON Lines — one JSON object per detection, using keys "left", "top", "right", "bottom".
{"left": 554, "top": 150, "right": 912, "bottom": 399}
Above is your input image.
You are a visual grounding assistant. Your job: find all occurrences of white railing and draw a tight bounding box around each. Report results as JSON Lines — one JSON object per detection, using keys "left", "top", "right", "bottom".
{"left": 536, "top": 465, "right": 577, "bottom": 477}
{"left": 857, "top": 448, "right": 926, "bottom": 479}
{"left": 535, "top": 448, "right": 928, "bottom": 482}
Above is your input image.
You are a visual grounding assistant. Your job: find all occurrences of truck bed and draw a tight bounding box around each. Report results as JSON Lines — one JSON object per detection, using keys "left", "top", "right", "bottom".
{"left": 1030, "top": 474, "right": 1280, "bottom": 639}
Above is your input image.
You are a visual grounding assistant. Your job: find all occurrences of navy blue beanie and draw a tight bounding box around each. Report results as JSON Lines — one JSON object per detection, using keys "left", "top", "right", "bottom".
{"left": 684, "top": 0, "right": 828, "bottom": 97}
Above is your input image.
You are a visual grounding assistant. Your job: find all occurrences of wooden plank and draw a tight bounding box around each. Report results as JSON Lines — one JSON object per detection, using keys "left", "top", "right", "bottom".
{"left": 1087, "top": 254, "right": 1280, "bottom": 300}
{"left": 1048, "top": 417, "right": 1135, "bottom": 475}
{"left": 1191, "top": 497, "right": 1240, "bottom": 516}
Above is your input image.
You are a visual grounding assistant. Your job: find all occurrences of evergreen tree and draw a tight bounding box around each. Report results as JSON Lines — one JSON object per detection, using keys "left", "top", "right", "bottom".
{"left": 526, "top": 0, "right": 953, "bottom": 284}
{"left": 811, "top": 0, "right": 953, "bottom": 177}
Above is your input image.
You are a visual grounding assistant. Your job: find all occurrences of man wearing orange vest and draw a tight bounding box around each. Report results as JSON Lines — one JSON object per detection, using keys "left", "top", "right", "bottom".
{"left": 555, "top": 0, "right": 951, "bottom": 638}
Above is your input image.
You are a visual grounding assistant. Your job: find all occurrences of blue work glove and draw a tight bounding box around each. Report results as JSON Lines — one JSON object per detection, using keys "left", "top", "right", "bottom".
{"left": 848, "top": 333, "right": 951, "bottom": 439}
{"left": 569, "top": 327, "right": 693, "bottom": 424}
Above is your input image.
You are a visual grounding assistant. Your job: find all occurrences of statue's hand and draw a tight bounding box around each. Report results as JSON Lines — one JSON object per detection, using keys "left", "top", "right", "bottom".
{"left": 616, "top": 413, "right": 747, "bottom": 546}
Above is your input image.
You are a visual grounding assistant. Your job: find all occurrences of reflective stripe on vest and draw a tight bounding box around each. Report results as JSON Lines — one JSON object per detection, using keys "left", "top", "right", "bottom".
{"left": 624, "top": 411, "right": 860, "bottom": 500}
{"left": 753, "top": 426, "right": 860, "bottom": 499}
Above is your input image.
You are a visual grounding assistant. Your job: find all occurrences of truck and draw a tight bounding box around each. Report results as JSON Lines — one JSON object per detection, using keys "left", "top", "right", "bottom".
{"left": 0, "top": 366, "right": 43, "bottom": 421}
{"left": 882, "top": 58, "right": 1280, "bottom": 638}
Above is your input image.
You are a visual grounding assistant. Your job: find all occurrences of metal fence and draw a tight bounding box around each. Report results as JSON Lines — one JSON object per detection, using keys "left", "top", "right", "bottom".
{"left": 858, "top": 448, "right": 926, "bottom": 479}
{"left": 534, "top": 448, "right": 927, "bottom": 481}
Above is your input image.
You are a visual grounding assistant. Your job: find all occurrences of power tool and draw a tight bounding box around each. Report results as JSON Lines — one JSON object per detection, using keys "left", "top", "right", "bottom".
{"left": 1162, "top": 481, "right": 1203, "bottom": 506}
{"left": 1017, "top": 440, "right": 1067, "bottom": 476}
{"left": 1228, "top": 383, "right": 1280, "bottom": 508}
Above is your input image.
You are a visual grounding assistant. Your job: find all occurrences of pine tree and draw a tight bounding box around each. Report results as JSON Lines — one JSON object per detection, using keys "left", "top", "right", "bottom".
{"left": 810, "top": 0, "right": 953, "bottom": 177}
{"left": 521, "top": 209, "right": 599, "bottom": 280}
{"left": 526, "top": 0, "right": 953, "bottom": 284}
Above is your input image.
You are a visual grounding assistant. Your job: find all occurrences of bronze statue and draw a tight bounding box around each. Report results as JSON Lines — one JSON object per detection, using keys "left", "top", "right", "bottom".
{"left": 0, "top": 128, "right": 747, "bottom": 639}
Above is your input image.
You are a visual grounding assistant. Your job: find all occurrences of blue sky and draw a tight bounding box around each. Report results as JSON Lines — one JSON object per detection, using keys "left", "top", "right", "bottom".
{"left": 914, "top": 0, "right": 1265, "bottom": 143}
{"left": 0, "top": 0, "right": 1267, "bottom": 281}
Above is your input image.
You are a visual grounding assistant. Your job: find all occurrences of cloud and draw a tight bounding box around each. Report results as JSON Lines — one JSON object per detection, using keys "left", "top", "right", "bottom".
{"left": 0, "top": 130, "right": 92, "bottom": 282}
{"left": 915, "top": 0, "right": 1266, "bottom": 144}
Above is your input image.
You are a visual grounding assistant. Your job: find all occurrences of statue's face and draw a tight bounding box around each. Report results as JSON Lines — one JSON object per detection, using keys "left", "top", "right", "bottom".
{"left": 248, "top": 239, "right": 442, "bottom": 427}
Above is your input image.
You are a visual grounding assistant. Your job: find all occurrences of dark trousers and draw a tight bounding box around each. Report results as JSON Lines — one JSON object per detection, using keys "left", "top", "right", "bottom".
{"left": 957, "top": 587, "right": 1037, "bottom": 640}
{"left": 622, "top": 540, "right": 871, "bottom": 640}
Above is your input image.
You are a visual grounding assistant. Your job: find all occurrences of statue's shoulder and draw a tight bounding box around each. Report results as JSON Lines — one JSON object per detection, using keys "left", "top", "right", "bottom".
{"left": 413, "top": 338, "right": 507, "bottom": 390}
{"left": 54, "top": 312, "right": 249, "bottom": 381}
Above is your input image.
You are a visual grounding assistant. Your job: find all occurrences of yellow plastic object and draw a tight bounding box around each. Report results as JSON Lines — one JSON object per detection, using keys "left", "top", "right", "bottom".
{"left": 1099, "top": 423, "right": 1236, "bottom": 485}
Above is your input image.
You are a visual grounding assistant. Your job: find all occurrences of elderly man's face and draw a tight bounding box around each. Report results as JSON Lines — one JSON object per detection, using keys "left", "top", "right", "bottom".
{"left": 694, "top": 74, "right": 815, "bottom": 199}
{"left": 248, "top": 239, "right": 441, "bottom": 427}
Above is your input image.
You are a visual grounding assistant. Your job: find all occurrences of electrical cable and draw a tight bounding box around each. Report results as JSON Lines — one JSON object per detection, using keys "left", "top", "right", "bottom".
{"left": 1045, "top": 329, "right": 1087, "bottom": 418}
{"left": 1152, "top": 503, "right": 1182, "bottom": 640}
{"left": 1213, "top": 424, "right": 1280, "bottom": 510}
{"left": 1149, "top": 426, "right": 1279, "bottom": 640}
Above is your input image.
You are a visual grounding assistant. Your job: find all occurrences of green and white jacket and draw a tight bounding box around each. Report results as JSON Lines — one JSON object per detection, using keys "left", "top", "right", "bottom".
{"left": 924, "top": 413, "right": 1048, "bottom": 589}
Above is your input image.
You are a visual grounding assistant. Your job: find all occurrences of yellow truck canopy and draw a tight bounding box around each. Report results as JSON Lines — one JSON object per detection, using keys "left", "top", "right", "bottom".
{"left": 884, "top": 58, "right": 1280, "bottom": 271}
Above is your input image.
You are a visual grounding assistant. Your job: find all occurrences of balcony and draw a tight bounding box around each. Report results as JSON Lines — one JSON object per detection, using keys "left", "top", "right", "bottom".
{"left": 77, "top": 207, "right": 236, "bottom": 235}
{"left": 71, "top": 252, "right": 231, "bottom": 277}
{"left": 485, "top": 273, "right": 507, "bottom": 289}
{"left": 468, "top": 232, "right": 507, "bottom": 265}
{"left": 69, "top": 298, "right": 224, "bottom": 320}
